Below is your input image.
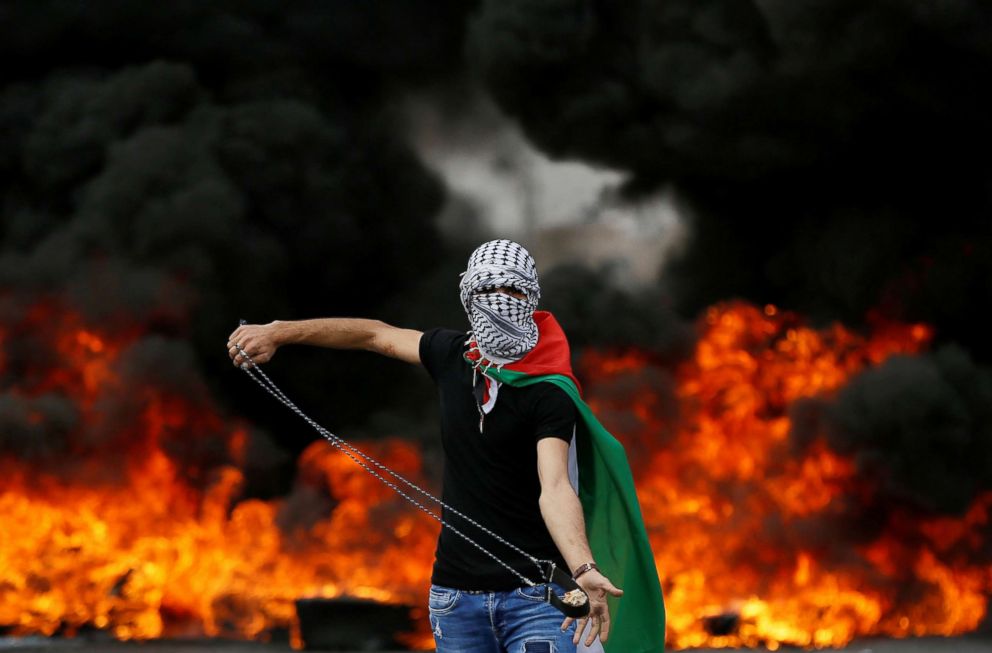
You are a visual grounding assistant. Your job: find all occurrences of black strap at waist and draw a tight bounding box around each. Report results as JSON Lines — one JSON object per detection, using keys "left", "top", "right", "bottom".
{"left": 542, "top": 561, "right": 590, "bottom": 619}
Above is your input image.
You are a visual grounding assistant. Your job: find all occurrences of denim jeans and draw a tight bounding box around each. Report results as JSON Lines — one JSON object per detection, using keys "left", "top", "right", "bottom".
{"left": 428, "top": 582, "right": 578, "bottom": 653}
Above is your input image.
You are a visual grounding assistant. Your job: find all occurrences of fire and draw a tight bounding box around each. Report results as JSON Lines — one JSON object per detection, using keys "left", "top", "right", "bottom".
{"left": 0, "top": 299, "right": 988, "bottom": 649}
{"left": 0, "top": 440, "right": 437, "bottom": 641}
{"left": 0, "top": 301, "right": 438, "bottom": 645}
{"left": 582, "top": 301, "right": 990, "bottom": 649}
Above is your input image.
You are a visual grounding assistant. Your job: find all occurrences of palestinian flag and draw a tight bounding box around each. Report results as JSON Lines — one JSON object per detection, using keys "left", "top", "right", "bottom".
{"left": 468, "top": 311, "right": 666, "bottom": 653}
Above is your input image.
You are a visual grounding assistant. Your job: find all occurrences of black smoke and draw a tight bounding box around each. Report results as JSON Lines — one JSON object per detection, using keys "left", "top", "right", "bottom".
{"left": 2, "top": 0, "right": 991, "bottom": 535}
{"left": 792, "top": 345, "right": 992, "bottom": 515}
{"left": 469, "top": 0, "right": 992, "bottom": 517}
{"left": 0, "top": 2, "right": 478, "bottom": 496}
{"left": 470, "top": 0, "right": 992, "bottom": 346}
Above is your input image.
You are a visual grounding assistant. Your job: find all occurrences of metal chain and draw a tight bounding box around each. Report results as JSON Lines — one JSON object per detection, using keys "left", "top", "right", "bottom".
{"left": 233, "top": 343, "right": 546, "bottom": 587}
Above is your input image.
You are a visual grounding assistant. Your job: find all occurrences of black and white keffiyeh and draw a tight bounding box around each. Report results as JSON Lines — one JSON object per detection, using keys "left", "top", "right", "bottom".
{"left": 459, "top": 239, "right": 541, "bottom": 365}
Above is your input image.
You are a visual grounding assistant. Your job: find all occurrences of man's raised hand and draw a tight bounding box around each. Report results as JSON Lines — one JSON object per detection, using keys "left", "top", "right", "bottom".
{"left": 227, "top": 322, "right": 280, "bottom": 368}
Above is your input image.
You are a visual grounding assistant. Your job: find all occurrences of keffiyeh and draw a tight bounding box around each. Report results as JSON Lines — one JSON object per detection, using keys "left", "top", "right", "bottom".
{"left": 459, "top": 239, "right": 541, "bottom": 364}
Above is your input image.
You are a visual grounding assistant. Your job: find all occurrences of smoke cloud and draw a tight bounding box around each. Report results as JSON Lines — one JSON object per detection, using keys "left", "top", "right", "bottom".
{"left": 792, "top": 345, "right": 992, "bottom": 515}
{"left": 0, "top": 2, "right": 474, "bottom": 490}
{"left": 468, "top": 0, "right": 992, "bottom": 515}
{"left": 469, "top": 0, "right": 992, "bottom": 353}
{"left": 1, "top": 0, "right": 990, "bottom": 536}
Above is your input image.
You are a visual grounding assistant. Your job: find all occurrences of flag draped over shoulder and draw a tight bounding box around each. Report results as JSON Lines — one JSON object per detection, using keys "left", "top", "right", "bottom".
{"left": 470, "top": 311, "right": 666, "bottom": 653}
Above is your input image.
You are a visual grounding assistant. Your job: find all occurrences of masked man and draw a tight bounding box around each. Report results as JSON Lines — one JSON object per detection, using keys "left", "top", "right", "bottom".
{"left": 228, "top": 240, "right": 665, "bottom": 653}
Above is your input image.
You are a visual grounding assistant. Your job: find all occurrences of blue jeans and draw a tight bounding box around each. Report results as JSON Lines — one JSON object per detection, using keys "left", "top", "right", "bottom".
{"left": 428, "top": 582, "right": 578, "bottom": 653}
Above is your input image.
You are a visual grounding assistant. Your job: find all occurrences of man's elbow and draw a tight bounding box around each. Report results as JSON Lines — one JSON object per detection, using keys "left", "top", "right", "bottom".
{"left": 538, "top": 491, "right": 555, "bottom": 520}
{"left": 539, "top": 481, "right": 576, "bottom": 508}
{"left": 364, "top": 320, "right": 391, "bottom": 354}
{"left": 366, "top": 321, "right": 422, "bottom": 364}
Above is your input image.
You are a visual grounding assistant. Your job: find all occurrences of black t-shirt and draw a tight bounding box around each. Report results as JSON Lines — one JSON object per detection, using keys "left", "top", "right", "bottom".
{"left": 419, "top": 328, "right": 576, "bottom": 590}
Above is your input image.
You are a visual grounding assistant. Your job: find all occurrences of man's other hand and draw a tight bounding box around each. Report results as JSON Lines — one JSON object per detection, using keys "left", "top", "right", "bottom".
{"left": 560, "top": 569, "right": 623, "bottom": 646}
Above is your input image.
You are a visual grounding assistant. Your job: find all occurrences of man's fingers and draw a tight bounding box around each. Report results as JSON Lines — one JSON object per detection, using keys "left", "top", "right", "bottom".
{"left": 574, "top": 614, "right": 602, "bottom": 647}
{"left": 231, "top": 350, "right": 252, "bottom": 366}
{"left": 234, "top": 348, "right": 273, "bottom": 367}
{"left": 595, "top": 578, "right": 623, "bottom": 597}
{"left": 560, "top": 616, "right": 573, "bottom": 632}
{"left": 227, "top": 325, "right": 274, "bottom": 368}
{"left": 229, "top": 340, "right": 254, "bottom": 357}
{"left": 599, "top": 611, "right": 611, "bottom": 643}
{"left": 571, "top": 617, "right": 588, "bottom": 645}
{"left": 227, "top": 329, "right": 249, "bottom": 361}
{"left": 585, "top": 615, "right": 602, "bottom": 647}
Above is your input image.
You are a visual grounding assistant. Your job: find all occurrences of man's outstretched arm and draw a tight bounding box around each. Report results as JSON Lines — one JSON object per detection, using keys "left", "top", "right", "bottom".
{"left": 537, "top": 437, "right": 624, "bottom": 647}
{"left": 227, "top": 319, "right": 423, "bottom": 366}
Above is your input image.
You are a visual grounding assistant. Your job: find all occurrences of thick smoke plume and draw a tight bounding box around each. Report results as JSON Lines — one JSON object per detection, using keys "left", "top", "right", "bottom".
{"left": 469, "top": 0, "right": 992, "bottom": 516}
{"left": 470, "top": 0, "right": 992, "bottom": 350}
{"left": 1, "top": 0, "right": 990, "bottom": 548}
{"left": 792, "top": 345, "right": 992, "bottom": 515}
{"left": 0, "top": 2, "right": 476, "bottom": 493}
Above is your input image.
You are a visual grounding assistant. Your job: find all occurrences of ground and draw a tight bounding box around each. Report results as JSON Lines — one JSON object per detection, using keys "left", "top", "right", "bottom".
{"left": 3, "top": 636, "right": 992, "bottom": 652}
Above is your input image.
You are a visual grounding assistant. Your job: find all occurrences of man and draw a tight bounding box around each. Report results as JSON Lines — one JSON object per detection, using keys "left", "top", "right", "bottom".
{"left": 228, "top": 240, "right": 664, "bottom": 653}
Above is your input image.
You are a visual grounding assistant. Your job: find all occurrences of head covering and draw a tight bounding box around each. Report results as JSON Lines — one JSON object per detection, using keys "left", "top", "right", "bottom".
{"left": 459, "top": 239, "right": 541, "bottom": 364}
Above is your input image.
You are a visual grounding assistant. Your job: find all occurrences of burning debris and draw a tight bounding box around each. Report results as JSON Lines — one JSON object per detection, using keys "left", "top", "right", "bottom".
{"left": 1, "top": 299, "right": 989, "bottom": 649}
{"left": 0, "top": 300, "right": 439, "bottom": 646}
{"left": 792, "top": 344, "right": 992, "bottom": 516}
{"left": 295, "top": 597, "right": 415, "bottom": 651}
{"left": 702, "top": 611, "right": 740, "bottom": 638}
{"left": 581, "top": 302, "right": 990, "bottom": 648}
{"left": 0, "top": 1, "right": 990, "bottom": 650}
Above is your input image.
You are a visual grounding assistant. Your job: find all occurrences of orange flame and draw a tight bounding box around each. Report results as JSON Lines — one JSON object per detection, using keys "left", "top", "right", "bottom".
{"left": 0, "top": 302, "right": 437, "bottom": 645}
{"left": 0, "top": 299, "right": 988, "bottom": 650}
{"left": 583, "top": 301, "right": 988, "bottom": 648}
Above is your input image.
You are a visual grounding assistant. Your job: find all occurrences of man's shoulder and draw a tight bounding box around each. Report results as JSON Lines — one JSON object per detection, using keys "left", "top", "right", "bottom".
{"left": 521, "top": 378, "right": 578, "bottom": 441}
{"left": 517, "top": 377, "right": 576, "bottom": 410}
{"left": 419, "top": 328, "right": 468, "bottom": 378}
{"left": 421, "top": 327, "right": 467, "bottom": 352}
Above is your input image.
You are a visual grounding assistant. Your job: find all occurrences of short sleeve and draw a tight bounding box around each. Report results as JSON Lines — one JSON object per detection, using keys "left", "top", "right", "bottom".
{"left": 532, "top": 384, "right": 577, "bottom": 444}
{"left": 419, "top": 328, "right": 466, "bottom": 381}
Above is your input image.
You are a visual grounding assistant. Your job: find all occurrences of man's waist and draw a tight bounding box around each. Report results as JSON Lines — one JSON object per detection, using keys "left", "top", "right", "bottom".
{"left": 431, "top": 547, "right": 567, "bottom": 591}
